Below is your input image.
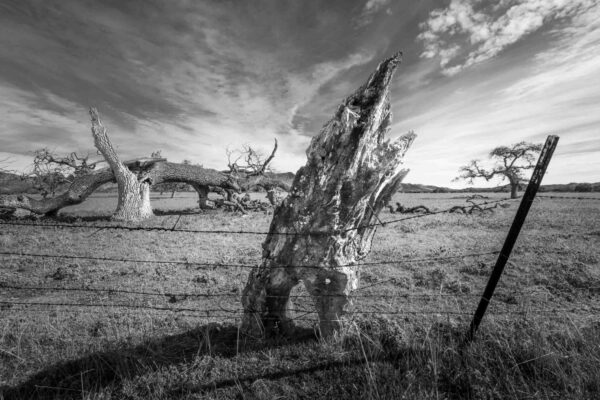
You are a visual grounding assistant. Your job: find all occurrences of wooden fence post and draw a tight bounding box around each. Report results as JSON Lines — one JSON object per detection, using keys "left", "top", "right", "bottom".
{"left": 465, "top": 135, "right": 559, "bottom": 342}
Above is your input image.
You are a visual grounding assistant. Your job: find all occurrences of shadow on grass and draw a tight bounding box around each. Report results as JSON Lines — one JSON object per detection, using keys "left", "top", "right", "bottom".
{"left": 167, "top": 352, "right": 420, "bottom": 398}
{"left": 55, "top": 214, "right": 112, "bottom": 222}
{"left": 57, "top": 208, "right": 207, "bottom": 219}
{"left": 55, "top": 209, "right": 203, "bottom": 221}
{"left": 153, "top": 208, "right": 204, "bottom": 216}
{"left": 0, "top": 323, "right": 318, "bottom": 400}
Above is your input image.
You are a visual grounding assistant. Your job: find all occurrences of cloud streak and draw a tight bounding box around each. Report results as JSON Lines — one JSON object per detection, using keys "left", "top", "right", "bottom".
{"left": 0, "top": 0, "right": 378, "bottom": 172}
{"left": 355, "top": 0, "right": 392, "bottom": 27}
{"left": 0, "top": 0, "right": 598, "bottom": 187}
{"left": 418, "top": 0, "right": 597, "bottom": 75}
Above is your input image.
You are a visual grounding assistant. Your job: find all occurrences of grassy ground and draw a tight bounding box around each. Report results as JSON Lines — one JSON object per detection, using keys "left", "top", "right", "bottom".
{"left": 0, "top": 192, "right": 599, "bottom": 399}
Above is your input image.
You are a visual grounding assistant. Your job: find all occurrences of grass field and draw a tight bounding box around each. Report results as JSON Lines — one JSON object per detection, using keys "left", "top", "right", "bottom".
{"left": 1, "top": 191, "right": 599, "bottom": 399}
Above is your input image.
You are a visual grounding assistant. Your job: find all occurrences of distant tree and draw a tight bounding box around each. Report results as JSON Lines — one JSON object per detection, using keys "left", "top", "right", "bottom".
{"left": 455, "top": 141, "right": 542, "bottom": 199}
{"left": 574, "top": 183, "right": 593, "bottom": 192}
{"left": 155, "top": 181, "right": 190, "bottom": 198}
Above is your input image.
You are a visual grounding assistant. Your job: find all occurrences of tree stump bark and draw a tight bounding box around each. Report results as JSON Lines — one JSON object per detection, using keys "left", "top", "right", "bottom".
{"left": 90, "top": 108, "right": 154, "bottom": 222}
{"left": 241, "top": 53, "right": 415, "bottom": 337}
{"left": 266, "top": 189, "right": 282, "bottom": 206}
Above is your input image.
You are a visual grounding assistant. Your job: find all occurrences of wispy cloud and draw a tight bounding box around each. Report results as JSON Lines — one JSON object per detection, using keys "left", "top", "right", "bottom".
{"left": 354, "top": 0, "right": 392, "bottom": 27}
{"left": 392, "top": 1, "right": 600, "bottom": 187}
{"left": 0, "top": 0, "right": 598, "bottom": 187}
{"left": 418, "top": 0, "right": 597, "bottom": 75}
{"left": 501, "top": 1, "right": 600, "bottom": 99}
{"left": 0, "top": 1, "right": 377, "bottom": 172}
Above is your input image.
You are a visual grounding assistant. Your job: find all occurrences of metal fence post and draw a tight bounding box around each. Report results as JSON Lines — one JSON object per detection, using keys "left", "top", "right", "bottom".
{"left": 465, "top": 135, "right": 559, "bottom": 343}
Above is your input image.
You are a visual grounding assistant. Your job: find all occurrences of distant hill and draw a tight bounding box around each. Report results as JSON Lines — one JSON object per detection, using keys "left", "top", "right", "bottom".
{"left": 1, "top": 169, "right": 598, "bottom": 195}
{"left": 267, "top": 171, "right": 295, "bottom": 185}
{"left": 398, "top": 183, "right": 453, "bottom": 193}
{"left": 399, "top": 182, "right": 600, "bottom": 193}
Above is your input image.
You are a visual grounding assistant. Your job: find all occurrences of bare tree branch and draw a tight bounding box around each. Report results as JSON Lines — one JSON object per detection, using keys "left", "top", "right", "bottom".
{"left": 226, "top": 139, "right": 278, "bottom": 176}
{"left": 455, "top": 141, "right": 542, "bottom": 198}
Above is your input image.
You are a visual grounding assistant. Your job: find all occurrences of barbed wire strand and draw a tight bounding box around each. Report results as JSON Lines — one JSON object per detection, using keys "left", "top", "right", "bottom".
{"left": 2, "top": 300, "right": 597, "bottom": 319}
{"left": 2, "top": 283, "right": 517, "bottom": 299}
{"left": 537, "top": 195, "right": 600, "bottom": 201}
{"left": 0, "top": 249, "right": 500, "bottom": 270}
{"left": 0, "top": 198, "right": 516, "bottom": 236}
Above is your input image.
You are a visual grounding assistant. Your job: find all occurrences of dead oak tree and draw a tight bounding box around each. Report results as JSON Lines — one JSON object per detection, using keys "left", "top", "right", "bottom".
{"left": 0, "top": 111, "right": 283, "bottom": 219}
{"left": 241, "top": 52, "right": 415, "bottom": 337}
{"left": 226, "top": 139, "right": 290, "bottom": 206}
{"left": 89, "top": 108, "right": 154, "bottom": 221}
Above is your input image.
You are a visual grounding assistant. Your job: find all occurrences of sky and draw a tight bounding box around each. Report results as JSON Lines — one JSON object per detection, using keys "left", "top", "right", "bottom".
{"left": 0, "top": 0, "right": 599, "bottom": 188}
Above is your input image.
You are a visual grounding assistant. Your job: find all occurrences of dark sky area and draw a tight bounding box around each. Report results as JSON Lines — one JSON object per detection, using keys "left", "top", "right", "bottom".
{"left": 1, "top": 0, "right": 598, "bottom": 186}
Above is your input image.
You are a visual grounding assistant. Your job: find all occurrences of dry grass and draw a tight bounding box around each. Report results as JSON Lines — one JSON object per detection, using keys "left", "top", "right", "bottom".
{"left": 0, "top": 191, "right": 599, "bottom": 399}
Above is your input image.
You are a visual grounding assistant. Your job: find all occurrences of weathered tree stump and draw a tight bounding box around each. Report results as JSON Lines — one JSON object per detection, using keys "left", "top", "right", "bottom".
{"left": 90, "top": 108, "right": 154, "bottom": 222}
{"left": 241, "top": 53, "right": 416, "bottom": 337}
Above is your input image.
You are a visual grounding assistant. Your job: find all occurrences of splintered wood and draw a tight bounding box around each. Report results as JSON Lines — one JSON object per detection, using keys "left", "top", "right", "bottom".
{"left": 241, "top": 53, "right": 416, "bottom": 337}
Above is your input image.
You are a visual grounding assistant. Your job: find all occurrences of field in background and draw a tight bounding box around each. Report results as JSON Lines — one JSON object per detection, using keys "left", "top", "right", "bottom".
{"left": 1, "top": 192, "right": 599, "bottom": 399}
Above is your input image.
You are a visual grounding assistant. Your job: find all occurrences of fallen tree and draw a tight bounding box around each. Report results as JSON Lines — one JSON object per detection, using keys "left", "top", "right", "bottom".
{"left": 0, "top": 159, "right": 242, "bottom": 218}
{"left": 387, "top": 203, "right": 431, "bottom": 214}
{"left": 448, "top": 196, "right": 500, "bottom": 214}
{"left": 0, "top": 111, "right": 287, "bottom": 219}
{"left": 225, "top": 139, "right": 291, "bottom": 206}
{"left": 241, "top": 52, "right": 416, "bottom": 337}
{"left": 385, "top": 195, "right": 503, "bottom": 215}
{"left": 0, "top": 169, "right": 114, "bottom": 216}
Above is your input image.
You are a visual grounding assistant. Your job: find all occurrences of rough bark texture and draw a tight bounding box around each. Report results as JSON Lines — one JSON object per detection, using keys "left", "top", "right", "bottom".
{"left": 266, "top": 189, "right": 282, "bottom": 206}
{"left": 190, "top": 183, "right": 215, "bottom": 209}
{"left": 142, "top": 162, "right": 240, "bottom": 191}
{"left": 143, "top": 162, "right": 242, "bottom": 211}
{"left": 241, "top": 53, "right": 415, "bottom": 337}
{"left": 89, "top": 108, "right": 154, "bottom": 222}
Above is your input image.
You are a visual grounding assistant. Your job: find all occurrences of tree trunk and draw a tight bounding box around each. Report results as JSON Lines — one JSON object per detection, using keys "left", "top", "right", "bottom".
{"left": 509, "top": 178, "right": 518, "bottom": 199}
{"left": 143, "top": 162, "right": 240, "bottom": 191}
{"left": 241, "top": 53, "right": 415, "bottom": 337}
{"left": 266, "top": 189, "right": 282, "bottom": 206}
{"left": 111, "top": 169, "right": 153, "bottom": 221}
{"left": 89, "top": 108, "right": 154, "bottom": 222}
{"left": 190, "top": 183, "right": 215, "bottom": 209}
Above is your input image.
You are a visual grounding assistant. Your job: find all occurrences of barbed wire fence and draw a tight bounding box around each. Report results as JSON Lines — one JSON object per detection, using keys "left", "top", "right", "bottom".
{"left": 537, "top": 194, "right": 600, "bottom": 201}
{"left": 1, "top": 193, "right": 598, "bottom": 331}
